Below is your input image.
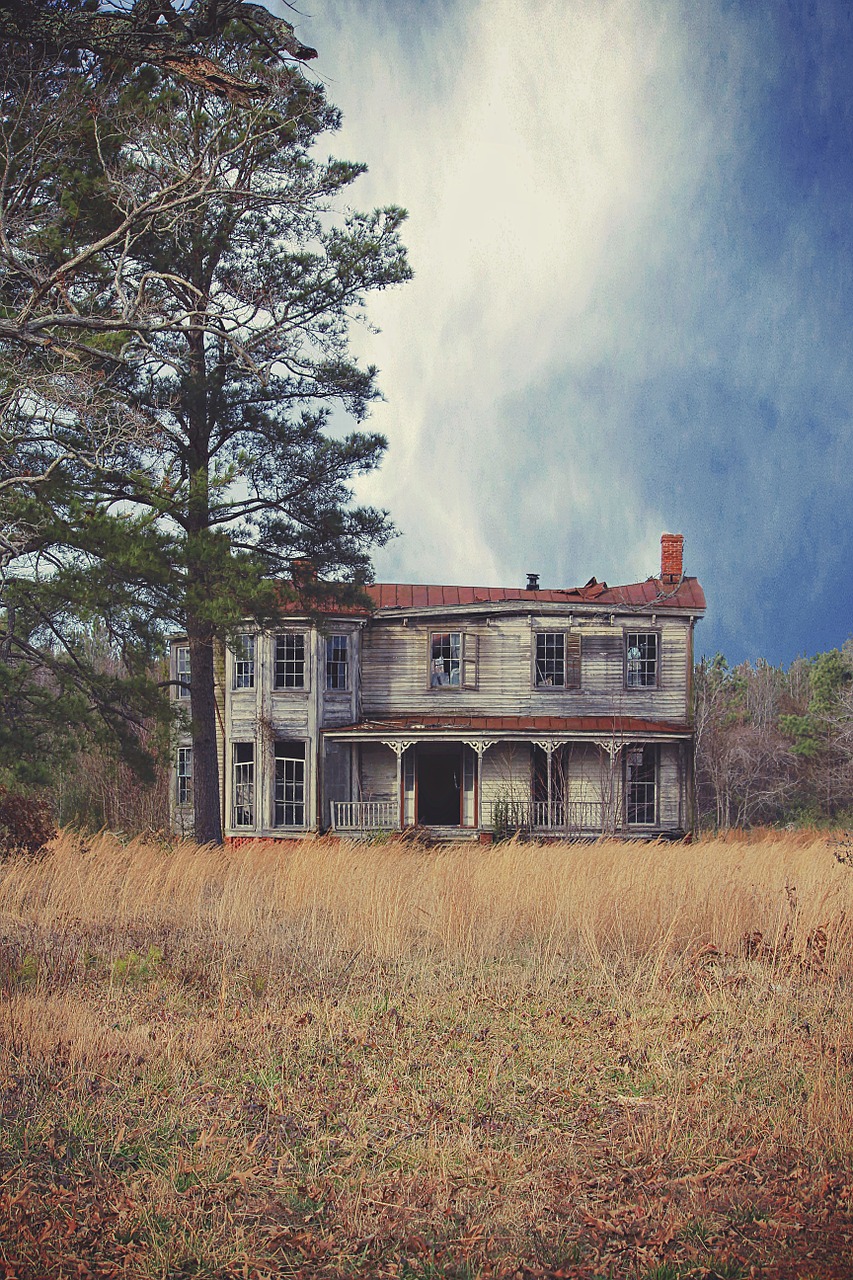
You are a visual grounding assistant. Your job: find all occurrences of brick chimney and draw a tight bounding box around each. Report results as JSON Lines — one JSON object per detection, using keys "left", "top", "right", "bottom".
{"left": 290, "top": 558, "right": 317, "bottom": 582}
{"left": 660, "top": 533, "right": 683, "bottom": 583}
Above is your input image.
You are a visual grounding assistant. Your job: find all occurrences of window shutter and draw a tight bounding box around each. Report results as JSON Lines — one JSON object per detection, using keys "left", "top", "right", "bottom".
{"left": 566, "top": 632, "right": 581, "bottom": 689}
{"left": 462, "top": 632, "right": 479, "bottom": 689}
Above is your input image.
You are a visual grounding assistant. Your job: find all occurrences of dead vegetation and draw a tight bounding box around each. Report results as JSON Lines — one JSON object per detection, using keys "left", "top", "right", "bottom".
{"left": 2, "top": 829, "right": 853, "bottom": 1278}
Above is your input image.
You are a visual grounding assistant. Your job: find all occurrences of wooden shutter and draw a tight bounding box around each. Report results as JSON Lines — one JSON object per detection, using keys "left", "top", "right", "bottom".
{"left": 462, "top": 632, "right": 479, "bottom": 689}
{"left": 565, "top": 632, "right": 581, "bottom": 689}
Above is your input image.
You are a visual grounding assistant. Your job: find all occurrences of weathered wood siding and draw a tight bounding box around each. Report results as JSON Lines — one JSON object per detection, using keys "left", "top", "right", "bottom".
{"left": 359, "top": 742, "right": 396, "bottom": 804}
{"left": 361, "top": 614, "right": 692, "bottom": 722}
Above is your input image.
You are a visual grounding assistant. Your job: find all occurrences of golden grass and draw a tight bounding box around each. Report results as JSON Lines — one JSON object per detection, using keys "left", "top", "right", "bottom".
{"left": 2, "top": 829, "right": 853, "bottom": 1279}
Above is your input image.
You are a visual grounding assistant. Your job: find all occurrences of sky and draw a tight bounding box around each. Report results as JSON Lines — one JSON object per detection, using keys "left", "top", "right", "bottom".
{"left": 273, "top": 0, "right": 853, "bottom": 666}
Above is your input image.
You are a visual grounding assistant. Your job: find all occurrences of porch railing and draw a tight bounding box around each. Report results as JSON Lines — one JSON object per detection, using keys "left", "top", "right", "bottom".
{"left": 483, "top": 799, "right": 609, "bottom": 833}
{"left": 330, "top": 800, "right": 400, "bottom": 831}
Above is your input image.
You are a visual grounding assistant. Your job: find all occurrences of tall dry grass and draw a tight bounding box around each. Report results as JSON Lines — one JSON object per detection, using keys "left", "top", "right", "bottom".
{"left": 0, "top": 827, "right": 848, "bottom": 973}
{"left": 3, "top": 828, "right": 853, "bottom": 1278}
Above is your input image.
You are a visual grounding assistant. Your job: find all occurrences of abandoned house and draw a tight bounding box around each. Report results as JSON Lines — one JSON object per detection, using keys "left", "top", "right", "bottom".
{"left": 170, "top": 533, "right": 705, "bottom": 840}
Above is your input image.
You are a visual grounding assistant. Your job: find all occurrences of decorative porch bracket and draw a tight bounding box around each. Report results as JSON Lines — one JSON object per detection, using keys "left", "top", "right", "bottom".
{"left": 591, "top": 738, "right": 623, "bottom": 762}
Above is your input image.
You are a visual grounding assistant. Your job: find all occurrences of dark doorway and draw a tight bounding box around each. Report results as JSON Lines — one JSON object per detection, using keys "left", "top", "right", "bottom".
{"left": 417, "top": 746, "right": 462, "bottom": 825}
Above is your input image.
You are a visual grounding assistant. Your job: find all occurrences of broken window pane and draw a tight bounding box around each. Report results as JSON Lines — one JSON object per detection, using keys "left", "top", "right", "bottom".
{"left": 430, "top": 632, "right": 461, "bottom": 686}
{"left": 626, "top": 632, "right": 658, "bottom": 688}
{"left": 535, "top": 633, "right": 565, "bottom": 687}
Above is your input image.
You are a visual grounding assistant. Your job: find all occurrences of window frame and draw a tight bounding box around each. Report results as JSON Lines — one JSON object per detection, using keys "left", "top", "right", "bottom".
{"left": 428, "top": 630, "right": 478, "bottom": 690}
{"left": 274, "top": 740, "right": 307, "bottom": 828}
{"left": 533, "top": 630, "right": 581, "bottom": 690}
{"left": 232, "top": 741, "right": 255, "bottom": 828}
{"left": 624, "top": 629, "right": 660, "bottom": 690}
{"left": 325, "top": 633, "right": 349, "bottom": 692}
{"left": 232, "top": 632, "right": 256, "bottom": 691}
{"left": 175, "top": 645, "right": 191, "bottom": 699}
{"left": 625, "top": 743, "right": 658, "bottom": 826}
{"left": 274, "top": 631, "right": 307, "bottom": 691}
{"left": 176, "top": 746, "right": 193, "bottom": 805}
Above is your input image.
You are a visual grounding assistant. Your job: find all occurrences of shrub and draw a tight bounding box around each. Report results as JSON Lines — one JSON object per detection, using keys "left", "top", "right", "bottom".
{"left": 0, "top": 786, "right": 56, "bottom": 857}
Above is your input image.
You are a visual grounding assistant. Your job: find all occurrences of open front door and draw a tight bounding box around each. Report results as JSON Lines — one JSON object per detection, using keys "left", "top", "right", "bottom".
{"left": 417, "top": 744, "right": 462, "bottom": 825}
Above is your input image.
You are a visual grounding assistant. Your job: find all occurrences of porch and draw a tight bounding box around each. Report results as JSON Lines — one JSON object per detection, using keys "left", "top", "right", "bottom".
{"left": 322, "top": 720, "right": 694, "bottom": 838}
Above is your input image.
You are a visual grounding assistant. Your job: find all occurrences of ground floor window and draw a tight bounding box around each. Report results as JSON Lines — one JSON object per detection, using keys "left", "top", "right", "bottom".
{"left": 626, "top": 744, "right": 657, "bottom": 825}
{"left": 233, "top": 742, "right": 255, "bottom": 827}
{"left": 275, "top": 741, "right": 306, "bottom": 827}
{"left": 177, "top": 746, "right": 192, "bottom": 805}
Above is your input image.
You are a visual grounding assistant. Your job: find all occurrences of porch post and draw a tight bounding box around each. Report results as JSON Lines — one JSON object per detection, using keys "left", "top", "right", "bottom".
{"left": 592, "top": 738, "right": 623, "bottom": 833}
{"left": 462, "top": 739, "right": 496, "bottom": 829}
{"left": 533, "top": 739, "right": 555, "bottom": 828}
{"left": 381, "top": 740, "right": 414, "bottom": 830}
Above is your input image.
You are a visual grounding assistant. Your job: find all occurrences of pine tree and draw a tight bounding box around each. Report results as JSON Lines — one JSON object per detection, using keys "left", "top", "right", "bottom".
{"left": 1, "top": 21, "right": 410, "bottom": 841}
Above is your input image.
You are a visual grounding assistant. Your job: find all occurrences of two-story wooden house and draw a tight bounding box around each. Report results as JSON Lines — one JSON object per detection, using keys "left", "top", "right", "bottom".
{"left": 171, "top": 533, "right": 705, "bottom": 840}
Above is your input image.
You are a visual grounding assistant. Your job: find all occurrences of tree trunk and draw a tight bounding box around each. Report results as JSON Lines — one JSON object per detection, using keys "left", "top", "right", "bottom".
{"left": 188, "top": 621, "right": 223, "bottom": 845}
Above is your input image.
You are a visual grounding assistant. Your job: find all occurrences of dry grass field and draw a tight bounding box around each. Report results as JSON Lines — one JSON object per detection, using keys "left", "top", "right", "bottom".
{"left": 2, "top": 829, "right": 853, "bottom": 1279}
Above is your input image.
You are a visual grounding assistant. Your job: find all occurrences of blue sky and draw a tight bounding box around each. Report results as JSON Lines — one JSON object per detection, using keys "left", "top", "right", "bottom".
{"left": 276, "top": 0, "right": 852, "bottom": 665}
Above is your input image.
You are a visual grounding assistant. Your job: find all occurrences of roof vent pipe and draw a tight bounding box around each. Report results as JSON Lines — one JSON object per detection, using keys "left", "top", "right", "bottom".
{"left": 526, "top": 573, "right": 540, "bottom": 591}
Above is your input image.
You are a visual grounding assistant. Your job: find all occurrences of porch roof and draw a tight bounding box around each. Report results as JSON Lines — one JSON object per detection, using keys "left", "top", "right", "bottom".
{"left": 322, "top": 714, "right": 692, "bottom": 739}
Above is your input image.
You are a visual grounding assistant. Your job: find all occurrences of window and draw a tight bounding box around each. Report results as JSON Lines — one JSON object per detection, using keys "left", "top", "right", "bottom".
{"left": 626, "top": 632, "right": 659, "bottom": 688}
{"left": 326, "top": 634, "right": 349, "bottom": 690}
{"left": 176, "top": 746, "right": 193, "bottom": 805}
{"left": 175, "top": 646, "right": 191, "bottom": 698}
{"left": 274, "top": 633, "right": 306, "bottom": 689}
{"left": 232, "top": 742, "right": 255, "bottom": 827}
{"left": 274, "top": 741, "right": 305, "bottom": 827}
{"left": 233, "top": 633, "right": 255, "bottom": 689}
{"left": 626, "top": 744, "right": 657, "bottom": 825}
{"left": 534, "top": 631, "right": 581, "bottom": 689}
{"left": 429, "top": 632, "right": 478, "bottom": 689}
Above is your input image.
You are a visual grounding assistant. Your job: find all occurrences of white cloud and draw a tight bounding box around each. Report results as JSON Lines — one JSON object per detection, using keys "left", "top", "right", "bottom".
{"left": 302, "top": 0, "right": 719, "bottom": 588}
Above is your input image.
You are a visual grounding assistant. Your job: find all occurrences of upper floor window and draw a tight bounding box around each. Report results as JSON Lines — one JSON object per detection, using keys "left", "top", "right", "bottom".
{"left": 326, "top": 634, "right": 349, "bottom": 691}
{"left": 275, "top": 633, "right": 306, "bottom": 689}
{"left": 232, "top": 633, "right": 255, "bottom": 690}
{"left": 626, "top": 632, "right": 659, "bottom": 688}
{"left": 534, "top": 631, "right": 581, "bottom": 689}
{"left": 175, "top": 645, "right": 191, "bottom": 698}
{"left": 429, "top": 631, "right": 478, "bottom": 689}
{"left": 176, "top": 746, "right": 193, "bottom": 805}
{"left": 232, "top": 742, "right": 255, "bottom": 827}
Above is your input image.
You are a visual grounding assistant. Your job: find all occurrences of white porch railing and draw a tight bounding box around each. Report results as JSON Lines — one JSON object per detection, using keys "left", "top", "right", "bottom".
{"left": 330, "top": 800, "right": 400, "bottom": 831}
{"left": 483, "top": 799, "right": 609, "bottom": 833}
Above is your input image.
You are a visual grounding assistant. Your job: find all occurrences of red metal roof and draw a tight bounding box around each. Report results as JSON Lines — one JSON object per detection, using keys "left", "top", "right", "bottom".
{"left": 365, "top": 577, "right": 705, "bottom": 612}
{"left": 275, "top": 574, "right": 705, "bottom": 617}
{"left": 323, "top": 714, "right": 692, "bottom": 736}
